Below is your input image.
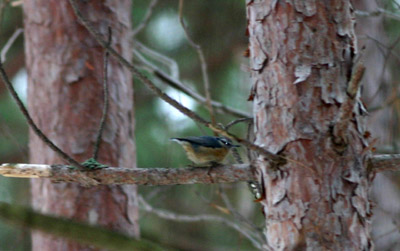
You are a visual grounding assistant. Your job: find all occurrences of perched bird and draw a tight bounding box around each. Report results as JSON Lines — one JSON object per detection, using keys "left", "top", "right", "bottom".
{"left": 170, "top": 136, "right": 240, "bottom": 165}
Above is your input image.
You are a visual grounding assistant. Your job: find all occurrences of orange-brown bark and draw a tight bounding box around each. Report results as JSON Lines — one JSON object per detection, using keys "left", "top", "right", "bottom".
{"left": 24, "top": 1, "right": 138, "bottom": 250}
{"left": 247, "top": 1, "right": 372, "bottom": 249}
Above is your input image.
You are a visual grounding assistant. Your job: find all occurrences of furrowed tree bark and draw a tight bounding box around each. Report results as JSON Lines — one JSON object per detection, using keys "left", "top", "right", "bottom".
{"left": 24, "top": 1, "right": 138, "bottom": 250}
{"left": 247, "top": 1, "right": 372, "bottom": 250}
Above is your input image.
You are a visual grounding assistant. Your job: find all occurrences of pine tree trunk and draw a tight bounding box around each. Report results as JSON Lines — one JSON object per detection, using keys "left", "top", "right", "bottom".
{"left": 247, "top": 1, "right": 372, "bottom": 249}
{"left": 24, "top": 1, "right": 138, "bottom": 250}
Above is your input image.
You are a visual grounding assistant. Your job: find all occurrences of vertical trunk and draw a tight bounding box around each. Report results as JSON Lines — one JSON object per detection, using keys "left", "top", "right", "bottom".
{"left": 247, "top": 1, "right": 372, "bottom": 249}
{"left": 24, "top": 1, "right": 138, "bottom": 250}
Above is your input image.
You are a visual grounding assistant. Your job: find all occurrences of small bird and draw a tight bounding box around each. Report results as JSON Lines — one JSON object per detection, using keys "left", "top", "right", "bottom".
{"left": 170, "top": 136, "right": 240, "bottom": 165}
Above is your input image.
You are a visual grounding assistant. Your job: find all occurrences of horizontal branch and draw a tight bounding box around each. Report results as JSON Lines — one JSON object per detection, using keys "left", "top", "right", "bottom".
{"left": 0, "top": 163, "right": 255, "bottom": 185}
{"left": 369, "top": 154, "right": 400, "bottom": 174}
{"left": 355, "top": 8, "right": 400, "bottom": 22}
{"left": 1, "top": 154, "right": 399, "bottom": 185}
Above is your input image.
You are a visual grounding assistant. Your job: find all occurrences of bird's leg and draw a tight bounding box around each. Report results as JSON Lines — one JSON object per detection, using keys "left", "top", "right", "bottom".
{"left": 206, "top": 162, "right": 221, "bottom": 182}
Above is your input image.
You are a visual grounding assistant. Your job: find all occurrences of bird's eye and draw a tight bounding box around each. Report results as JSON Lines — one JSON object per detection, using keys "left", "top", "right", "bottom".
{"left": 219, "top": 138, "right": 229, "bottom": 145}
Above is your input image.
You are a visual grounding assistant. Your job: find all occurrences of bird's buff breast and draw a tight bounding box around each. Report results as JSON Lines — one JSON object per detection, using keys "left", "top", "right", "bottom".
{"left": 181, "top": 143, "right": 229, "bottom": 165}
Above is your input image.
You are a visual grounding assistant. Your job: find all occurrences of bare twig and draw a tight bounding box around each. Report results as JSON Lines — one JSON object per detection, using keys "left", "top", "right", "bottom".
{"left": 138, "top": 196, "right": 264, "bottom": 249}
{"left": 0, "top": 28, "right": 22, "bottom": 63}
{"left": 68, "top": 0, "right": 280, "bottom": 163}
{"left": 369, "top": 154, "right": 400, "bottom": 174}
{"left": 365, "top": 35, "right": 400, "bottom": 104}
{"left": 0, "top": 163, "right": 255, "bottom": 185}
{"left": 361, "top": 35, "right": 400, "bottom": 62}
{"left": 355, "top": 8, "right": 400, "bottom": 22}
{"left": 178, "top": 0, "right": 216, "bottom": 131}
{"left": 133, "top": 44, "right": 249, "bottom": 118}
{"left": 225, "top": 118, "right": 253, "bottom": 131}
{"left": 134, "top": 41, "right": 179, "bottom": 79}
{"left": 93, "top": 27, "right": 111, "bottom": 160}
{"left": 0, "top": 26, "right": 85, "bottom": 170}
{"left": 132, "top": 0, "right": 158, "bottom": 37}
{"left": 69, "top": 0, "right": 207, "bottom": 123}
{"left": 218, "top": 187, "right": 262, "bottom": 234}
{"left": 368, "top": 92, "right": 400, "bottom": 113}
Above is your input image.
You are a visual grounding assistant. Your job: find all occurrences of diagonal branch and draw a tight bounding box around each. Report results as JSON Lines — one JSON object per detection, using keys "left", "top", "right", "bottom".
{"left": 0, "top": 63, "right": 84, "bottom": 170}
{"left": 132, "top": 0, "right": 159, "bottom": 37}
{"left": 68, "top": 0, "right": 280, "bottom": 163}
{"left": 0, "top": 28, "right": 85, "bottom": 170}
{"left": 133, "top": 41, "right": 250, "bottom": 118}
{"left": 0, "top": 28, "right": 23, "bottom": 63}
{"left": 178, "top": 0, "right": 216, "bottom": 130}
{"left": 93, "top": 27, "right": 111, "bottom": 160}
{"left": 355, "top": 8, "right": 400, "bottom": 22}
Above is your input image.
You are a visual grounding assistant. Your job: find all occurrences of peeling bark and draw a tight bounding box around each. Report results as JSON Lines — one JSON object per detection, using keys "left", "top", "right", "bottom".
{"left": 24, "top": 1, "right": 138, "bottom": 250}
{"left": 247, "top": 1, "right": 372, "bottom": 249}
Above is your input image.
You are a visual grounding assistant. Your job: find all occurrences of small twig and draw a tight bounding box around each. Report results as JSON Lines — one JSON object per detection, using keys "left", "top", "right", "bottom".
{"left": 132, "top": 0, "right": 158, "bottom": 37}
{"left": 93, "top": 27, "right": 111, "bottom": 160}
{"left": 218, "top": 186, "right": 262, "bottom": 234}
{"left": 361, "top": 35, "right": 400, "bottom": 62}
{"left": 220, "top": 119, "right": 248, "bottom": 164}
{"left": 0, "top": 63, "right": 84, "bottom": 170}
{"left": 178, "top": 0, "right": 216, "bottom": 133}
{"left": 133, "top": 46, "right": 249, "bottom": 118}
{"left": 246, "top": 119, "right": 255, "bottom": 164}
{"left": 0, "top": 26, "right": 85, "bottom": 170}
{"left": 223, "top": 119, "right": 263, "bottom": 200}
{"left": 68, "top": 0, "right": 280, "bottom": 163}
{"left": 368, "top": 92, "right": 400, "bottom": 113}
{"left": 369, "top": 154, "right": 400, "bottom": 174}
{"left": 225, "top": 118, "right": 253, "bottom": 131}
{"left": 366, "top": 35, "right": 400, "bottom": 104}
{"left": 138, "top": 196, "right": 264, "bottom": 249}
{"left": 333, "top": 63, "right": 365, "bottom": 145}
{"left": 0, "top": 28, "right": 22, "bottom": 63}
{"left": 134, "top": 41, "right": 179, "bottom": 79}
{"left": 355, "top": 8, "right": 400, "bottom": 22}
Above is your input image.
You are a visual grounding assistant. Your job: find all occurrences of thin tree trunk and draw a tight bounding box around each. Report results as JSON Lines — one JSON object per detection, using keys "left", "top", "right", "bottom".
{"left": 24, "top": 1, "right": 138, "bottom": 250}
{"left": 247, "top": 1, "right": 372, "bottom": 249}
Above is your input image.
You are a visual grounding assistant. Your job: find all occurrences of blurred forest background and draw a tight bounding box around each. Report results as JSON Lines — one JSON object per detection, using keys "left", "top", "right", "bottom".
{"left": 1, "top": 0, "right": 400, "bottom": 250}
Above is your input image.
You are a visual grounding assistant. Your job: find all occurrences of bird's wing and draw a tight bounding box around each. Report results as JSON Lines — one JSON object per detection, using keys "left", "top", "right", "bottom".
{"left": 173, "top": 136, "right": 222, "bottom": 148}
